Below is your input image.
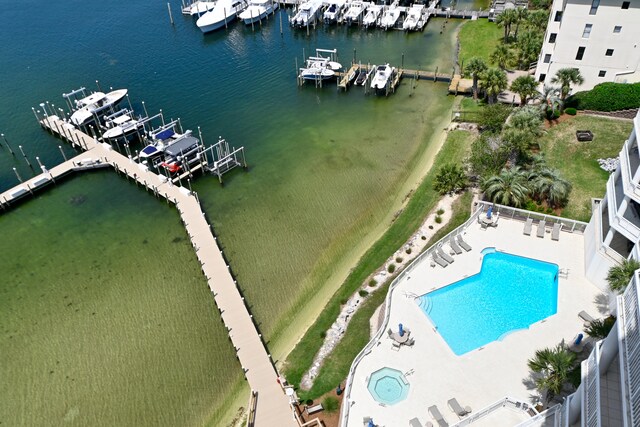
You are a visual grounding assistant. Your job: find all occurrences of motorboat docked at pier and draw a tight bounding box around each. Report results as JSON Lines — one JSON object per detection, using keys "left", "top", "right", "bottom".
{"left": 323, "top": 0, "right": 346, "bottom": 24}
{"left": 101, "top": 109, "right": 146, "bottom": 141}
{"left": 140, "top": 122, "right": 191, "bottom": 159}
{"left": 182, "top": 0, "right": 217, "bottom": 16}
{"left": 290, "top": 0, "right": 323, "bottom": 28}
{"left": 370, "top": 63, "right": 396, "bottom": 93}
{"left": 159, "top": 135, "right": 203, "bottom": 174}
{"left": 238, "top": 0, "right": 278, "bottom": 25}
{"left": 196, "top": 0, "right": 247, "bottom": 33}
{"left": 362, "top": 4, "right": 382, "bottom": 27}
{"left": 299, "top": 57, "right": 342, "bottom": 80}
{"left": 67, "top": 89, "right": 128, "bottom": 127}
{"left": 343, "top": 1, "right": 367, "bottom": 25}
{"left": 379, "top": 1, "right": 401, "bottom": 30}
{"left": 402, "top": 4, "right": 425, "bottom": 31}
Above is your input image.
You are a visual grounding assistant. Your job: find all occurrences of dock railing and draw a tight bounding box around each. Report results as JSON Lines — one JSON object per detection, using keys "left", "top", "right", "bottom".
{"left": 338, "top": 201, "right": 588, "bottom": 427}
{"left": 451, "top": 396, "right": 540, "bottom": 427}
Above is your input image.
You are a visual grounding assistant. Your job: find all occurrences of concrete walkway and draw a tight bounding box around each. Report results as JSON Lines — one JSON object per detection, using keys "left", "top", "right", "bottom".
{"left": 36, "top": 115, "right": 297, "bottom": 427}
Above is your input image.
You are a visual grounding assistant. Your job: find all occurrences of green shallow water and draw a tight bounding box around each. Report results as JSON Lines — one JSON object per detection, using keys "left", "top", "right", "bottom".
{"left": 0, "top": 0, "right": 469, "bottom": 424}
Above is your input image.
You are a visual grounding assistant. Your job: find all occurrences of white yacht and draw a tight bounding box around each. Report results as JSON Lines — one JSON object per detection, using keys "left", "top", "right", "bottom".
{"left": 182, "top": 0, "right": 217, "bottom": 16}
{"left": 290, "top": 0, "right": 323, "bottom": 28}
{"left": 196, "top": 0, "right": 247, "bottom": 33}
{"left": 402, "top": 4, "right": 424, "bottom": 31}
{"left": 343, "top": 0, "right": 367, "bottom": 25}
{"left": 238, "top": 0, "right": 278, "bottom": 24}
{"left": 379, "top": 2, "right": 401, "bottom": 30}
{"left": 323, "top": 0, "right": 346, "bottom": 24}
{"left": 370, "top": 64, "right": 395, "bottom": 93}
{"left": 299, "top": 57, "right": 341, "bottom": 81}
{"left": 70, "top": 89, "right": 128, "bottom": 127}
{"left": 101, "top": 109, "right": 146, "bottom": 141}
{"left": 362, "top": 4, "right": 382, "bottom": 27}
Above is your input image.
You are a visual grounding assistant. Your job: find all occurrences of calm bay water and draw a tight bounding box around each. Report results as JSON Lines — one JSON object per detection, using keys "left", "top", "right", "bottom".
{"left": 0, "top": 0, "right": 474, "bottom": 424}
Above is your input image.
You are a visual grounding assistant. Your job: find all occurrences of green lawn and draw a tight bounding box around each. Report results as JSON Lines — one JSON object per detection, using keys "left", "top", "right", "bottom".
{"left": 457, "top": 20, "right": 502, "bottom": 73}
{"left": 286, "top": 130, "right": 474, "bottom": 399}
{"left": 539, "top": 116, "right": 634, "bottom": 221}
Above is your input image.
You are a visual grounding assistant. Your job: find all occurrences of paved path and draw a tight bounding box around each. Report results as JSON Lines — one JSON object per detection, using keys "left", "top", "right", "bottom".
{"left": 34, "top": 115, "right": 298, "bottom": 427}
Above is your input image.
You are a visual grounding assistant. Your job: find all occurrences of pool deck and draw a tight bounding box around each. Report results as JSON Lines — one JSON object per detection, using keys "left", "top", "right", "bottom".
{"left": 345, "top": 216, "right": 605, "bottom": 427}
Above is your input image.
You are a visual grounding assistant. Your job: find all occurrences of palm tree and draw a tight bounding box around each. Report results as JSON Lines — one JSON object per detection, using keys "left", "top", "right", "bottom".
{"left": 513, "top": 7, "right": 529, "bottom": 39}
{"left": 510, "top": 75, "right": 538, "bottom": 106}
{"left": 585, "top": 317, "right": 616, "bottom": 340}
{"left": 551, "top": 68, "right": 584, "bottom": 101}
{"left": 528, "top": 344, "right": 577, "bottom": 408}
{"left": 607, "top": 258, "right": 640, "bottom": 293}
{"left": 525, "top": 9, "right": 550, "bottom": 33}
{"left": 482, "top": 166, "right": 529, "bottom": 207}
{"left": 530, "top": 168, "right": 572, "bottom": 208}
{"left": 539, "top": 86, "right": 563, "bottom": 119}
{"left": 480, "top": 68, "right": 508, "bottom": 104}
{"left": 490, "top": 45, "right": 513, "bottom": 70}
{"left": 495, "top": 9, "right": 517, "bottom": 42}
{"left": 466, "top": 57, "right": 488, "bottom": 100}
{"left": 434, "top": 164, "right": 468, "bottom": 195}
{"left": 516, "top": 31, "right": 543, "bottom": 69}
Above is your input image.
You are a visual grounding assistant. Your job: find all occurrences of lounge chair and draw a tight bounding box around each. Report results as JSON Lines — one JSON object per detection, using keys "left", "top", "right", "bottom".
{"left": 537, "top": 220, "right": 546, "bottom": 238}
{"left": 437, "top": 247, "right": 454, "bottom": 264}
{"left": 447, "top": 398, "right": 471, "bottom": 417}
{"left": 569, "top": 333, "right": 585, "bottom": 353}
{"left": 428, "top": 405, "right": 449, "bottom": 427}
{"left": 433, "top": 254, "right": 448, "bottom": 268}
{"left": 523, "top": 218, "right": 533, "bottom": 235}
{"left": 409, "top": 418, "right": 423, "bottom": 427}
{"left": 456, "top": 235, "right": 472, "bottom": 252}
{"left": 551, "top": 223, "right": 562, "bottom": 241}
{"left": 449, "top": 237, "right": 463, "bottom": 255}
{"left": 578, "top": 310, "right": 596, "bottom": 327}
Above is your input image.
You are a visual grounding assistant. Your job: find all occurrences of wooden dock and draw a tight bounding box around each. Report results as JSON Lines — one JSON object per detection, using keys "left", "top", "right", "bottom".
{"left": 24, "top": 115, "right": 299, "bottom": 427}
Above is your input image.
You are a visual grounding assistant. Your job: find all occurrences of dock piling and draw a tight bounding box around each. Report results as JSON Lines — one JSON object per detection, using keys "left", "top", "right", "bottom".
{"left": 58, "top": 146, "right": 67, "bottom": 161}
{"left": 168, "top": 2, "right": 174, "bottom": 25}
{"left": 18, "top": 145, "right": 32, "bottom": 168}
{"left": 12, "top": 168, "right": 22, "bottom": 183}
{"left": 1, "top": 134, "right": 15, "bottom": 155}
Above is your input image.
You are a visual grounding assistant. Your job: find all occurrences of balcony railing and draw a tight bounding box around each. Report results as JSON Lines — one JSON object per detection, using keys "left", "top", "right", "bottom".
{"left": 619, "top": 140, "right": 640, "bottom": 201}
{"left": 606, "top": 175, "right": 640, "bottom": 241}
{"left": 618, "top": 271, "right": 640, "bottom": 425}
{"left": 582, "top": 341, "right": 601, "bottom": 427}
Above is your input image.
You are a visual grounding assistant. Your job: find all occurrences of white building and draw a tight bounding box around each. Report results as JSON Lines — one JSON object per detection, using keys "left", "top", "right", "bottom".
{"left": 535, "top": 0, "right": 640, "bottom": 92}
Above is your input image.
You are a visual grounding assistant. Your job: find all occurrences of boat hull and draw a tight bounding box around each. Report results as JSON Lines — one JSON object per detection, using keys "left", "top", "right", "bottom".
{"left": 240, "top": 2, "right": 277, "bottom": 24}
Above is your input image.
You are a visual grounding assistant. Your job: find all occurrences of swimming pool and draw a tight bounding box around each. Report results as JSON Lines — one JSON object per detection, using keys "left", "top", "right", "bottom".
{"left": 418, "top": 249, "right": 558, "bottom": 355}
{"left": 367, "top": 367, "right": 410, "bottom": 405}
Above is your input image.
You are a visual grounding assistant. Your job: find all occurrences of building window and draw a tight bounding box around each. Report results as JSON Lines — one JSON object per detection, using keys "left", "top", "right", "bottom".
{"left": 549, "top": 32, "right": 557, "bottom": 43}
{"left": 576, "top": 46, "right": 586, "bottom": 60}
{"left": 599, "top": 70, "right": 606, "bottom": 77}
{"left": 582, "top": 24, "right": 593, "bottom": 38}
{"left": 606, "top": 49, "right": 614, "bottom": 56}
{"left": 622, "top": 1, "right": 630, "bottom": 9}
{"left": 539, "top": 74, "right": 546, "bottom": 82}
{"left": 614, "top": 26, "right": 622, "bottom": 33}
{"left": 554, "top": 11, "right": 563, "bottom": 21}
{"left": 590, "top": 0, "right": 600, "bottom": 14}
{"left": 544, "top": 54, "right": 552, "bottom": 63}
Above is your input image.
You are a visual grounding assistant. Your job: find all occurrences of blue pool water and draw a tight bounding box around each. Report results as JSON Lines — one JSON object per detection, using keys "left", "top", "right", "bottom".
{"left": 418, "top": 249, "right": 558, "bottom": 355}
{"left": 367, "top": 367, "right": 410, "bottom": 405}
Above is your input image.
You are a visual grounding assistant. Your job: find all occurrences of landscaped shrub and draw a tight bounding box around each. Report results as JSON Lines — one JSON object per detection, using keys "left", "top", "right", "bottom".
{"left": 323, "top": 396, "right": 339, "bottom": 413}
{"left": 368, "top": 279, "right": 377, "bottom": 287}
{"left": 358, "top": 289, "right": 369, "bottom": 297}
{"left": 395, "top": 257, "right": 403, "bottom": 263}
{"left": 564, "top": 107, "right": 577, "bottom": 115}
{"left": 435, "top": 216, "right": 443, "bottom": 224}
{"left": 436, "top": 208, "right": 445, "bottom": 215}
{"left": 566, "top": 82, "right": 640, "bottom": 111}
{"left": 387, "top": 264, "right": 396, "bottom": 273}
{"left": 405, "top": 248, "right": 412, "bottom": 254}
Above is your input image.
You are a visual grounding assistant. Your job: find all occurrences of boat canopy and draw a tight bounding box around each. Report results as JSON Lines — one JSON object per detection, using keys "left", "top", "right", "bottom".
{"left": 164, "top": 136, "right": 200, "bottom": 157}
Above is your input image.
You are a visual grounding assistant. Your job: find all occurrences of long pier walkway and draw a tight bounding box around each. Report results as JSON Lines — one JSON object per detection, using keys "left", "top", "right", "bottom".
{"left": 32, "top": 115, "right": 297, "bottom": 427}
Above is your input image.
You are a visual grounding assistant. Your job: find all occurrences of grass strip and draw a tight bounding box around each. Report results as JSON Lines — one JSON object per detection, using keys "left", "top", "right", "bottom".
{"left": 283, "top": 130, "right": 473, "bottom": 394}
{"left": 457, "top": 20, "right": 502, "bottom": 71}
{"left": 301, "top": 190, "right": 473, "bottom": 399}
{"left": 539, "top": 116, "right": 633, "bottom": 221}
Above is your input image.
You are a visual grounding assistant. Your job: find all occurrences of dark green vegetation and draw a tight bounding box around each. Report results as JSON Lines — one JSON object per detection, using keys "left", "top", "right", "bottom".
{"left": 607, "top": 259, "right": 640, "bottom": 293}
{"left": 283, "top": 130, "right": 474, "bottom": 399}
{"left": 296, "top": 191, "right": 473, "bottom": 400}
{"left": 527, "top": 344, "right": 578, "bottom": 409}
{"left": 434, "top": 164, "right": 468, "bottom": 195}
{"left": 585, "top": 316, "right": 616, "bottom": 340}
{"left": 566, "top": 82, "right": 640, "bottom": 112}
{"left": 539, "top": 116, "right": 633, "bottom": 220}
{"left": 0, "top": 173, "right": 243, "bottom": 426}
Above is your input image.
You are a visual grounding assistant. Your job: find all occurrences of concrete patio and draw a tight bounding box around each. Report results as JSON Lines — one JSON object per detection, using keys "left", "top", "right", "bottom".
{"left": 344, "top": 214, "right": 606, "bottom": 427}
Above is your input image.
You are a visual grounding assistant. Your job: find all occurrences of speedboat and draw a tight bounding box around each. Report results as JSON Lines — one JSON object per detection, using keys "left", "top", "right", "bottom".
{"left": 101, "top": 109, "right": 146, "bottom": 141}
{"left": 290, "top": 0, "right": 323, "bottom": 28}
{"left": 70, "top": 89, "right": 128, "bottom": 127}
{"left": 323, "top": 0, "right": 346, "bottom": 24}
{"left": 379, "top": 2, "right": 401, "bottom": 30}
{"left": 160, "top": 135, "right": 202, "bottom": 174}
{"left": 182, "top": 0, "right": 217, "bottom": 15}
{"left": 239, "top": 0, "right": 278, "bottom": 24}
{"left": 140, "top": 123, "right": 191, "bottom": 159}
{"left": 370, "top": 64, "right": 395, "bottom": 93}
{"left": 196, "top": 0, "right": 247, "bottom": 33}
{"left": 343, "top": 0, "right": 367, "bottom": 25}
{"left": 402, "top": 4, "right": 424, "bottom": 31}
{"left": 299, "top": 57, "right": 341, "bottom": 81}
{"left": 362, "top": 4, "right": 382, "bottom": 27}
